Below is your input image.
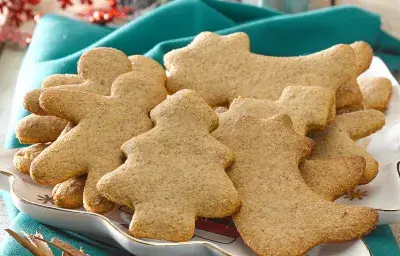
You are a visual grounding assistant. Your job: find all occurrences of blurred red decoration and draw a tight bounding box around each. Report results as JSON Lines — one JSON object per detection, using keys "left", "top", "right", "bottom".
{"left": 58, "top": 0, "right": 73, "bottom": 9}
{"left": 27, "top": 0, "right": 41, "bottom": 5}
{"left": 0, "top": 0, "right": 35, "bottom": 27}
{"left": 77, "top": 2, "right": 132, "bottom": 25}
{"left": 0, "top": 24, "right": 31, "bottom": 46}
{"left": 0, "top": 0, "right": 164, "bottom": 48}
{"left": 80, "top": 0, "right": 92, "bottom": 4}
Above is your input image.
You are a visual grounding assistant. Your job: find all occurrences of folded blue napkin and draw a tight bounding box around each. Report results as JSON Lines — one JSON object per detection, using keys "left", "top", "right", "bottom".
{"left": 2, "top": 0, "right": 400, "bottom": 255}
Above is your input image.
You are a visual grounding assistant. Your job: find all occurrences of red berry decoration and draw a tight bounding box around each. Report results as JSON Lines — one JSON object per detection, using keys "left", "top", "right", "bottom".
{"left": 80, "top": 0, "right": 92, "bottom": 4}
{"left": 28, "top": 0, "right": 41, "bottom": 5}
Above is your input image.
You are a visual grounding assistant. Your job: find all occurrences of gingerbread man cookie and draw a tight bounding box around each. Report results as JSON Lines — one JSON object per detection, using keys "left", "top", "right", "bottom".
{"left": 214, "top": 114, "right": 378, "bottom": 256}
{"left": 24, "top": 48, "right": 132, "bottom": 115}
{"left": 97, "top": 90, "right": 240, "bottom": 242}
{"left": 164, "top": 32, "right": 356, "bottom": 107}
{"left": 30, "top": 58, "right": 168, "bottom": 214}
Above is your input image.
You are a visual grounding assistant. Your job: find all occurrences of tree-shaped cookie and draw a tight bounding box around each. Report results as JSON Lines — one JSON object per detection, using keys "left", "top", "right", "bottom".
{"left": 215, "top": 114, "right": 378, "bottom": 256}
{"left": 212, "top": 86, "right": 365, "bottom": 200}
{"left": 24, "top": 47, "right": 132, "bottom": 115}
{"left": 358, "top": 76, "right": 392, "bottom": 111}
{"left": 97, "top": 90, "right": 240, "bottom": 242}
{"left": 310, "top": 109, "right": 385, "bottom": 184}
{"left": 164, "top": 32, "right": 356, "bottom": 108}
{"left": 30, "top": 60, "right": 168, "bottom": 214}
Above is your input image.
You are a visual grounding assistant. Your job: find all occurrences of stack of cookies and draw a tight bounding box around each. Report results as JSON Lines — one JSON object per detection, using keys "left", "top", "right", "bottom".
{"left": 13, "top": 32, "right": 392, "bottom": 256}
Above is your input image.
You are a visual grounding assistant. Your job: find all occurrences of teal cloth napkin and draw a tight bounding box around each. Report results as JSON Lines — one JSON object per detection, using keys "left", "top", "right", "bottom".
{"left": 1, "top": 0, "right": 400, "bottom": 255}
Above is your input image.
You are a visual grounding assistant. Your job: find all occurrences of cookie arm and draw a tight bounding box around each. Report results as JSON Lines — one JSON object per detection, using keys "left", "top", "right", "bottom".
{"left": 24, "top": 89, "right": 47, "bottom": 115}
{"left": 30, "top": 140, "right": 87, "bottom": 185}
{"left": 336, "top": 110, "right": 385, "bottom": 141}
{"left": 39, "top": 89, "right": 105, "bottom": 123}
{"left": 41, "top": 74, "right": 82, "bottom": 88}
{"left": 16, "top": 114, "right": 68, "bottom": 144}
{"left": 23, "top": 75, "right": 83, "bottom": 115}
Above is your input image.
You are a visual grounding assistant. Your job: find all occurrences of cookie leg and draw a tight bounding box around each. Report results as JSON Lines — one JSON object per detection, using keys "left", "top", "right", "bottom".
{"left": 30, "top": 144, "right": 86, "bottom": 185}
{"left": 52, "top": 175, "right": 86, "bottom": 209}
{"left": 130, "top": 203, "right": 195, "bottom": 242}
{"left": 83, "top": 170, "right": 114, "bottom": 214}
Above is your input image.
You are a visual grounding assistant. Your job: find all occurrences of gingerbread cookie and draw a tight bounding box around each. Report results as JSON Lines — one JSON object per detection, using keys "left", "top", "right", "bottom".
{"left": 164, "top": 32, "right": 355, "bottom": 107}
{"left": 335, "top": 41, "right": 373, "bottom": 110}
{"left": 213, "top": 87, "right": 364, "bottom": 200}
{"left": 300, "top": 156, "right": 365, "bottom": 201}
{"left": 13, "top": 143, "right": 50, "bottom": 174}
{"left": 335, "top": 78, "right": 363, "bottom": 110}
{"left": 214, "top": 86, "right": 335, "bottom": 135}
{"left": 24, "top": 48, "right": 132, "bottom": 115}
{"left": 52, "top": 175, "right": 86, "bottom": 209}
{"left": 351, "top": 41, "right": 373, "bottom": 75}
{"left": 16, "top": 114, "right": 68, "bottom": 144}
{"left": 359, "top": 76, "right": 392, "bottom": 111}
{"left": 97, "top": 90, "right": 240, "bottom": 242}
{"left": 30, "top": 57, "right": 167, "bottom": 214}
{"left": 310, "top": 109, "right": 385, "bottom": 184}
{"left": 214, "top": 114, "right": 378, "bottom": 256}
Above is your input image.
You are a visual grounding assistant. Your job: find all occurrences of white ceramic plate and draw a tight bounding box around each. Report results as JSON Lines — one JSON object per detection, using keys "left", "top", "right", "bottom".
{"left": 1, "top": 56, "right": 397, "bottom": 256}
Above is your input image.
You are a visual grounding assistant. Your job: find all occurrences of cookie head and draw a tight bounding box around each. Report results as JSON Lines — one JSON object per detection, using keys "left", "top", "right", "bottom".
{"left": 111, "top": 71, "right": 166, "bottom": 111}
{"left": 150, "top": 89, "right": 219, "bottom": 132}
{"left": 78, "top": 47, "right": 132, "bottom": 85}
{"left": 129, "top": 55, "right": 166, "bottom": 85}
